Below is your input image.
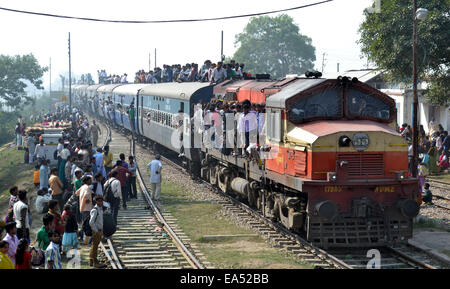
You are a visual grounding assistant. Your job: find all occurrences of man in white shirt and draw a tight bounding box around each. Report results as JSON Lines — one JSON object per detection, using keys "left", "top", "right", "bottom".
{"left": 13, "top": 190, "right": 30, "bottom": 240}
{"left": 60, "top": 144, "right": 71, "bottom": 161}
{"left": 121, "top": 73, "right": 128, "bottom": 83}
{"left": 34, "top": 139, "right": 47, "bottom": 164}
{"left": 210, "top": 62, "right": 227, "bottom": 84}
{"left": 239, "top": 104, "right": 258, "bottom": 156}
{"left": 147, "top": 155, "right": 162, "bottom": 204}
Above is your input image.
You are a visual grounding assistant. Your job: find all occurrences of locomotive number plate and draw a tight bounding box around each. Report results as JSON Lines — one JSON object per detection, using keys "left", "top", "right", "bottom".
{"left": 374, "top": 186, "right": 395, "bottom": 193}
{"left": 324, "top": 186, "right": 343, "bottom": 193}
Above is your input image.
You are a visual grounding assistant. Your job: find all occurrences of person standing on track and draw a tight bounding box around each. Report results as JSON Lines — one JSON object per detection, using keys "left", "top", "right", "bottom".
{"left": 128, "top": 156, "right": 137, "bottom": 199}
{"left": 75, "top": 176, "right": 94, "bottom": 233}
{"left": 88, "top": 120, "right": 102, "bottom": 148}
{"left": 89, "top": 195, "right": 106, "bottom": 268}
{"left": 108, "top": 160, "right": 132, "bottom": 210}
{"left": 147, "top": 154, "right": 162, "bottom": 206}
{"left": 94, "top": 148, "right": 106, "bottom": 178}
{"left": 103, "top": 171, "right": 122, "bottom": 225}
{"left": 103, "top": 145, "right": 113, "bottom": 175}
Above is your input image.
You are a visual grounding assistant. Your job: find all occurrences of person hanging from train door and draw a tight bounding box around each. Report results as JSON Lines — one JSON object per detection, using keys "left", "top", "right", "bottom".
{"left": 203, "top": 104, "right": 213, "bottom": 149}
{"left": 211, "top": 104, "right": 223, "bottom": 150}
{"left": 233, "top": 104, "right": 243, "bottom": 156}
{"left": 239, "top": 103, "right": 258, "bottom": 157}
{"left": 222, "top": 103, "right": 234, "bottom": 155}
{"left": 128, "top": 103, "right": 136, "bottom": 135}
{"left": 192, "top": 103, "right": 204, "bottom": 150}
{"left": 174, "top": 109, "right": 185, "bottom": 157}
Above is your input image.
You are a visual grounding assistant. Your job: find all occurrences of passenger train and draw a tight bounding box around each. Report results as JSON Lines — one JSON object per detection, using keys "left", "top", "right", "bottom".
{"left": 70, "top": 74, "right": 420, "bottom": 248}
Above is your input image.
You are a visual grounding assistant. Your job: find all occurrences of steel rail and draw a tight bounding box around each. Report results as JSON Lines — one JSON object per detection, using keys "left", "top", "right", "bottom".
{"left": 107, "top": 238, "right": 122, "bottom": 269}
{"left": 100, "top": 242, "right": 117, "bottom": 269}
{"left": 97, "top": 119, "right": 122, "bottom": 269}
{"left": 386, "top": 246, "right": 437, "bottom": 269}
{"left": 131, "top": 138, "right": 204, "bottom": 269}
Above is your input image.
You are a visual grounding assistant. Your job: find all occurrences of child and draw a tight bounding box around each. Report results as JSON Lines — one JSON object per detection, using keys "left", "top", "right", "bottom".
{"left": 15, "top": 239, "right": 32, "bottom": 269}
{"left": 417, "top": 159, "right": 428, "bottom": 194}
{"left": 33, "top": 165, "right": 40, "bottom": 188}
{"left": 422, "top": 183, "right": 433, "bottom": 205}
{"left": 61, "top": 205, "right": 79, "bottom": 254}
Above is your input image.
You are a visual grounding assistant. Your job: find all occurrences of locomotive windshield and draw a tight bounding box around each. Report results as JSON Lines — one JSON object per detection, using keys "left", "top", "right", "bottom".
{"left": 347, "top": 89, "right": 390, "bottom": 121}
{"left": 289, "top": 88, "right": 342, "bottom": 123}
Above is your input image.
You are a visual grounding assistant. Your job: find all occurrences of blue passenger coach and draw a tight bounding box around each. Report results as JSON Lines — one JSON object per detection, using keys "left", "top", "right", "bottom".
{"left": 138, "top": 82, "right": 213, "bottom": 163}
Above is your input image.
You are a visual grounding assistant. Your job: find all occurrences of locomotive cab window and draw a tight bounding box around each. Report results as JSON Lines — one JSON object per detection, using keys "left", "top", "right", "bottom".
{"left": 267, "top": 109, "right": 282, "bottom": 142}
{"left": 346, "top": 89, "right": 390, "bottom": 121}
{"left": 288, "top": 88, "right": 341, "bottom": 123}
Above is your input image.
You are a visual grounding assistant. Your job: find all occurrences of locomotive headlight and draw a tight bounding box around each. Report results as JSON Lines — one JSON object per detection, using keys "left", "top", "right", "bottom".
{"left": 395, "top": 172, "right": 405, "bottom": 181}
{"left": 352, "top": 133, "right": 370, "bottom": 151}
{"left": 327, "top": 172, "right": 337, "bottom": 182}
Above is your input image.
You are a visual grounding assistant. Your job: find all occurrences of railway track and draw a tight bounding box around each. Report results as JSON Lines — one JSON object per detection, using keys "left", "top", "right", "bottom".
{"left": 94, "top": 119, "right": 206, "bottom": 269}
{"left": 90, "top": 114, "right": 448, "bottom": 269}
{"left": 426, "top": 179, "right": 450, "bottom": 211}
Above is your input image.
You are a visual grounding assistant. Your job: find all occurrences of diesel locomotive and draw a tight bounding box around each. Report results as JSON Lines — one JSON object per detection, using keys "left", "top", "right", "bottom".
{"left": 71, "top": 74, "right": 420, "bottom": 248}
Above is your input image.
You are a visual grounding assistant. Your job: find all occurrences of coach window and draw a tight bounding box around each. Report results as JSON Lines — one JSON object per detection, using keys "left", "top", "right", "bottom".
{"left": 180, "top": 102, "right": 184, "bottom": 112}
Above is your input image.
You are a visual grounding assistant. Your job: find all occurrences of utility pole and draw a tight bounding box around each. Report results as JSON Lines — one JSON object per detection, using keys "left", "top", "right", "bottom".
{"left": 221, "top": 30, "right": 224, "bottom": 61}
{"left": 412, "top": 0, "right": 418, "bottom": 177}
{"left": 337, "top": 62, "right": 340, "bottom": 73}
{"left": 154, "top": 48, "right": 157, "bottom": 68}
{"left": 321, "top": 53, "right": 327, "bottom": 73}
{"left": 68, "top": 32, "right": 72, "bottom": 111}
{"left": 49, "top": 57, "right": 52, "bottom": 97}
{"left": 149, "top": 53, "right": 151, "bottom": 71}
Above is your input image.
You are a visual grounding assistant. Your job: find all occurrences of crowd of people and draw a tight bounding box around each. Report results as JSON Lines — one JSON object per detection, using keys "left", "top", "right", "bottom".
{"left": 1, "top": 105, "right": 165, "bottom": 269}
{"left": 400, "top": 119, "right": 450, "bottom": 205}
{"left": 98, "top": 60, "right": 247, "bottom": 85}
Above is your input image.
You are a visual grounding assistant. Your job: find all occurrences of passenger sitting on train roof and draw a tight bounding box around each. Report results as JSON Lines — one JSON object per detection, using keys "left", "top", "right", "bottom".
{"left": 188, "top": 64, "right": 199, "bottom": 82}
{"left": 210, "top": 62, "right": 227, "bottom": 84}
{"left": 225, "top": 64, "right": 235, "bottom": 80}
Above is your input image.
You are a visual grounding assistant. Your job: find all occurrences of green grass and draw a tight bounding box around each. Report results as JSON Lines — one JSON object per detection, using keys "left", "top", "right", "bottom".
{"left": 441, "top": 249, "right": 450, "bottom": 258}
{"left": 0, "top": 144, "right": 35, "bottom": 208}
{"left": 414, "top": 218, "right": 450, "bottom": 232}
{"left": 160, "top": 181, "right": 309, "bottom": 269}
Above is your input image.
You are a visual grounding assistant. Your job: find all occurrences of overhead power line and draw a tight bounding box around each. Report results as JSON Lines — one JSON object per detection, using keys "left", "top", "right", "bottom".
{"left": 0, "top": 1, "right": 333, "bottom": 24}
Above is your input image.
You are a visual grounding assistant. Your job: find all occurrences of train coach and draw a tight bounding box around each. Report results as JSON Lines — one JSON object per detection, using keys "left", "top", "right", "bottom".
{"left": 72, "top": 74, "right": 419, "bottom": 248}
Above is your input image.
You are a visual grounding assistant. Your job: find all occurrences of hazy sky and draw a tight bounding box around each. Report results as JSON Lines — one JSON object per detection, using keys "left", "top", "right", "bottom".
{"left": 0, "top": 0, "right": 375, "bottom": 91}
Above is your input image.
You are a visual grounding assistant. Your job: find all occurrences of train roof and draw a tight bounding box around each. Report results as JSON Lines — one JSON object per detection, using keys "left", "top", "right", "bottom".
{"left": 112, "top": 84, "right": 149, "bottom": 95}
{"left": 86, "top": 84, "right": 104, "bottom": 91}
{"left": 73, "top": 84, "right": 90, "bottom": 91}
{"left": 139, "top": 82, "right": 211, "bottom": 101}
{"left": 97, "top": 84, "right": 123, "bottom": 93}
{"left": 266, "top": 78, "right": 327, "bottom": 109}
